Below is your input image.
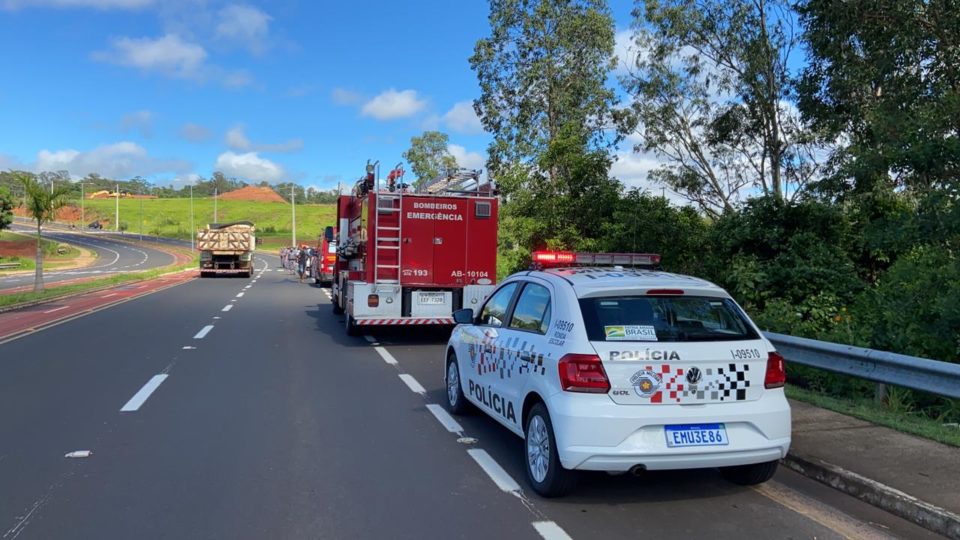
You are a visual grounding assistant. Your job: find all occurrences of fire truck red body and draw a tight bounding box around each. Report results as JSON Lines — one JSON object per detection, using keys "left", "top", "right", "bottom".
{"left": 331, "top": 165, "right": 498, "bottom": 334}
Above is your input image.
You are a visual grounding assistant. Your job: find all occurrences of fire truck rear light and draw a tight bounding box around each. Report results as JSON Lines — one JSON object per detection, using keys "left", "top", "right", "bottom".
{"left": 558, "top": 354, "right": 610, "bottom": 393}
{"left": 646, "top": 289, "right": 684, "bottom": 295}
{"left": 532, "top": 251, "right": 575, "bottom": 264}
{"left": 765, "top": 352, "right": 786, "bottom": 389}
{"left": 368, "top": 294, "right": 379, "bottom": 308}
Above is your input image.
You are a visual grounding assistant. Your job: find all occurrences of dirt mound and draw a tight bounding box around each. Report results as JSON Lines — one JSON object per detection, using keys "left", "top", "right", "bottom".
{"left": 13, "top": 204, "right": 84, "bottom": 222}
{"left": 0, "top": 237, "right": 35, "bottom": 257}
{"left": 219, "top": 185, "right": 287, "bottom": 203}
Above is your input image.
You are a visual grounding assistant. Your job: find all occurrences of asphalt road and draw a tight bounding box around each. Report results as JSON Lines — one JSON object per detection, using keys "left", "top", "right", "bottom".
{"left": 0, "top": 255, "right": 945, "bottom": 539}
{"left": 0, "top": 224, "right": 175, "bottom": 291}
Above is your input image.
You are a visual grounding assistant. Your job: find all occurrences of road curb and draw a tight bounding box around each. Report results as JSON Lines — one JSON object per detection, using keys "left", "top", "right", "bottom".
{"left": 782, "top": 453, "right": 960, "bottom": 539}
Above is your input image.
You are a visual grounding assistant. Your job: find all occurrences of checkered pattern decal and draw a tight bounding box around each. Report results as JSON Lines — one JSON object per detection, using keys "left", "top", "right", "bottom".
{"left": 648, "top": 362, "right": 752, "bottom": 403}
{"left": 469, "top": 334, "right": 548, "bottom": 379}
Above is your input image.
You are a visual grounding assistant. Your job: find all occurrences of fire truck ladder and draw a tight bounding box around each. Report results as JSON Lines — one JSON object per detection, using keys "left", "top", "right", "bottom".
{"left": 372, "top": 173, "right": 403, "bottom": 286}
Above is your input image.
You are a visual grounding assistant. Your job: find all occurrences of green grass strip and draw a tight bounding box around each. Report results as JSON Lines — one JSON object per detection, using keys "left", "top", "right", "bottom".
{"left": 786, "top": 385, "right": 960, "bottom": 447}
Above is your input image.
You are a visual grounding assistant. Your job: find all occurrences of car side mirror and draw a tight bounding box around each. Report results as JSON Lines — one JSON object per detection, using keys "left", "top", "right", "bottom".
{"left": 453, "top": 308, "right": 475, "bottom": 325}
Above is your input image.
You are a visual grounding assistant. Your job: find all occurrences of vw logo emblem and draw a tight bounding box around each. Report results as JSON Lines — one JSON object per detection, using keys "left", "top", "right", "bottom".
{"left": 686, "top": 367, "right": 702, "bottom": 385}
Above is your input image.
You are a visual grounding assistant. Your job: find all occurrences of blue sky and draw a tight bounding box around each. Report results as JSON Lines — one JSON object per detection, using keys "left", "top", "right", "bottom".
{"left": 0, "top": 0, "right": 641, "bottom": 191}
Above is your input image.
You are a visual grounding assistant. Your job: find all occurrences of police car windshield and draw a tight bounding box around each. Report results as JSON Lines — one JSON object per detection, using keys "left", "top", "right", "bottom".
{"left": 579, "top": 296, "right": 758, "bottom": 342}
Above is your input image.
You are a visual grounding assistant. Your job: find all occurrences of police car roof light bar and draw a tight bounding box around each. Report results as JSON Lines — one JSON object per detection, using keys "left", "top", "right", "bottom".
{"left": 531, "top": 251, "right": 662, "bottom": 269}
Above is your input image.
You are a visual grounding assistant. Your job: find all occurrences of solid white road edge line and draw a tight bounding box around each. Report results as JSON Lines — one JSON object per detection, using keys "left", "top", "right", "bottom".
{"left": 375, "top": 346, "right": 398, "bottom": 364}
{"left": 193, "top": 325, "right": 214, "bottom": 339}
{"left": 531, "top": 522, "right": 573, "bottom": 540}
{"left": 43, "top": 305, "right": 70, "bottom": 314}
{"left": 467, "top": 449, "right": 521, "bottom": 493}
{"left": 120, "top": 374, "right": 168, "bottom": 412}
{"left": 398, "top": 374, "right": 426, "bottom": 394}
{"left": 222, "top": 305, "right": 233, "bottom": 312}
{"left": 425, "top": 404, "right": 464, "bottom": 433}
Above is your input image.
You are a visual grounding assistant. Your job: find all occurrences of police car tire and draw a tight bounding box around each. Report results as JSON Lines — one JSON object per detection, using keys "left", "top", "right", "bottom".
{"left": 445, "top": 354, "right": 471, "bottom": 415}
{"left": 720, "top": 460, "right": 778, "bottom": 486}
{"left": 525, "top": 403, "right": 577, "bottom": 497}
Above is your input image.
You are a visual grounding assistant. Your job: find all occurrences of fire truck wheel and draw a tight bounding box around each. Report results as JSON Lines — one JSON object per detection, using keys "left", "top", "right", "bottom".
{"left": 345, "top": 315, "right": 359, "bottom": 336}
{"left": 446, "top": 353, "right": 472, "bottom": 415}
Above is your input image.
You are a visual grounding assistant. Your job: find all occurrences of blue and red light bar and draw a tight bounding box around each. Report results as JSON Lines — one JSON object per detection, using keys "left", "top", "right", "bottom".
{"left": 531, "top": 251, "right": 662, "bottom": 268}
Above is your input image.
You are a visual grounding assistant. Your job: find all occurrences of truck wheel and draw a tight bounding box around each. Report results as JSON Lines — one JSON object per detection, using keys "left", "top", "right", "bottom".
{"left": 345, "top": 315, "right": 359, "bottom": 336}
{"left": 524, "top": 403, "right": 578, "bottom": 497}
{"left": 720, "top": 460, "right": 778, "bottom": 486}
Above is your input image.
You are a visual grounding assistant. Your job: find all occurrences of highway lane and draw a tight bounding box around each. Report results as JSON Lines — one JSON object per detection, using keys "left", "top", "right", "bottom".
{"left": 0, "top": 225, "right": 175, "bottom": 291}
{"left": 0, "top": 258, "right": 944, "bottom": 539}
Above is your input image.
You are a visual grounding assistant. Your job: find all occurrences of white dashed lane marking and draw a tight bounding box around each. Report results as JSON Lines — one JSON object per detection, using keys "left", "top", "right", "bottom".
{"left": 42, "top": 305, "right": 70, "bottom": 314}
{"left": 222, "top": 305, "right": 233, "bottom": 312}
{"left": 120, "top": 374, "right": 168, "bottom": 412}
{"left": 236, "top": 292, "right": 244, "bottom": 298}
{"left": 398, "top": 374, "right": 425, "bottom": 394}
{"left": 532, "top": 522, "right": 573, "bottom": 540}
{"left": 193, "top": 325, "right": 214, "bottom": 339}
{"left": 425, "top": 404, "right": 464, "bottom": 434}
{"left": 467, "top": 449, "right": 521, "bottom": 493}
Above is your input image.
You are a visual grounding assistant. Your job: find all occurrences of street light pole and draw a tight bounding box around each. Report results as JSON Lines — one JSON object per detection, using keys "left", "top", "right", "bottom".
{"left": 115, "top": 183, "right": 119, "bottom": 232}
{"left": 190, "top": 185, "right": 195, "bottom": 251}
{"left": 214, "top": 187, "right": 218, "bottom": 223}
{"left": 291, "top": 184, "right": 296, "bottom": 247}
{"left": 80, "top": 182, "right": 85, "bottom": 229}
{"left": 139, "top": 186, "right": 143, "bottom": 242}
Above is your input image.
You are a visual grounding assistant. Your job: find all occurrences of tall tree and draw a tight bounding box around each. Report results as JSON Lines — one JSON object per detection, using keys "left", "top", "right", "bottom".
{"left": 19, "top": 173, "right": 71, "bottom": 292}
{"left": 471, "top": 0, "right": 621, "bottom": 270}
{"left": 797, "top": 0, "right": 960, "bottom": 195}
{"left": 0, "top": 185, "right": 13, "bottom": 232}
{"left": 402, "top": 131, "right": 458, "bottom": 187}
{"left": 622, "top": 0, "right": 823, "bottom": 218}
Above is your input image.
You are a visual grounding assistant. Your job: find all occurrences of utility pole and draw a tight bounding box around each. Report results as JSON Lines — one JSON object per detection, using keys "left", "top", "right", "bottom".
{"left": 214, "top": 187, "right": 218, "bottom": 223}
{"left": 80, "top": 182, "right": 85, "bottom": 229}
{"left": 190, "top": 184, "right": 195, "bottom": 250}
{"left": 139, "top": 186, "right": 143, "bottom": 242}
{"left": 291, "top": 184, "right": 296, "bottom": 247}
{"left": 115, "top": 183, "right": 119, "bottom": 232}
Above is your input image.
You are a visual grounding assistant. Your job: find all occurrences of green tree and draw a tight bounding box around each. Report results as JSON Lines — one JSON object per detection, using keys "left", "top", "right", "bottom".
{"left": 0, "top": 185, "right": 14, "bottom": 232}
{"left": 402, "top": 131, "right": 458, "bottom": 187}
{"left": 622, "top": 0, "right": 823, "bottom": 217}
{"left": 471, "top": 0, "right": 621, "bottom": 271}
{"left": 797, "top": 0, "right": 960, "bottom": 196}
{"left": 19, "top": 172, "right": 71, "bottom": 292}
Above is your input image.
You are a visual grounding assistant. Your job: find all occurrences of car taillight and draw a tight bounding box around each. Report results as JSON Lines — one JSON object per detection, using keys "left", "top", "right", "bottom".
{"left": 558, "top": 354, "right": 610, "bottom": 393}
{"left": 765, "top": 351, "right": 786, "bottom": 389}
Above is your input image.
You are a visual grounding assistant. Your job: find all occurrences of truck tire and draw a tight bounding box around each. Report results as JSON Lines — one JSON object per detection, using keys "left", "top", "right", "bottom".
{"left": 345, "top": 315, "right": 359, "bottom": 336}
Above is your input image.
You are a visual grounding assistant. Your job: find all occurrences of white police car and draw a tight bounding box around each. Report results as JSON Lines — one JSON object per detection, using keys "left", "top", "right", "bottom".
{"left": 445, "top": 251, "right": 791, "bottom": 497}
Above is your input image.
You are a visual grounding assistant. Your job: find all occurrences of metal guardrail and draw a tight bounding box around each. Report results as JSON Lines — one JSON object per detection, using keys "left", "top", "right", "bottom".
{"left": 765, "top": 332, "right": 960, "bottom": 400}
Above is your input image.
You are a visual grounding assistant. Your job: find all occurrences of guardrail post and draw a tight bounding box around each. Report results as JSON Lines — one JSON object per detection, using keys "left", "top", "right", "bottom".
{"left": 875, "top": 383, "right": 888, "bottom": 405}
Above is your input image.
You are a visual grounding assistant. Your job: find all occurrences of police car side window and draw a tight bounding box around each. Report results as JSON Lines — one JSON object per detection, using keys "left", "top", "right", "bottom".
{"left": 479, "top": 282, "right": 519, "bottom": 327}
{"left": 509, "top": 283, "right": 551, "bottom": 334}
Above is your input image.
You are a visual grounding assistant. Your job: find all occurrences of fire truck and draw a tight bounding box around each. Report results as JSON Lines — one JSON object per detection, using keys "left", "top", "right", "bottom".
{"left": 311, "top": 227, "right": 337, "bottom": 286}
{"left": 331, "top": 162, "right": 498, "bottom": 335}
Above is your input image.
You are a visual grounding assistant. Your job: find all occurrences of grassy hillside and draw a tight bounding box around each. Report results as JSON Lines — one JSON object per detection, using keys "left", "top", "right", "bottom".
{"left": 78, "top": 198, "right": 336, "bottom": 244}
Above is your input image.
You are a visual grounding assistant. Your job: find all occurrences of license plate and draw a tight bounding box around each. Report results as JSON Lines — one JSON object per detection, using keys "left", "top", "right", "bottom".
{"left": 664, "top": 423, "right": 728, "bottom": 447}
{"left": 417, "top": 292, "right": 446, "bottom": 305}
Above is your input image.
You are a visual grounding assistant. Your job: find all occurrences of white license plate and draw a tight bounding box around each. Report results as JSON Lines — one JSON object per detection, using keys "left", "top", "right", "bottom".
{"left": 417, "top": 292, "right": 446, "bottom": 305}
{"left": 664, "top": 423, "right": 728, "bottom": 447}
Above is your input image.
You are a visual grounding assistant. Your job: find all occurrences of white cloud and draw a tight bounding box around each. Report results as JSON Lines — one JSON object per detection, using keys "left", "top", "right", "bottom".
{"left": 447, "top": 144, "right": 485, "bottom": 170}
{"left": 225, "top": 125, "right": 303, "bottom": 153}
{"left": 610, "top": 149, "right": 688, "bottom": 205}
{"left": 216, "top": 4, "right": 271, "bottom": 55}
{"left": 614, "top": 29, "right": 643, "bottom": 75}
{"left": 179, "top": 122, "right": 211, "bottom": 142}
{"left": 331, "top": 87, "right": 361, "bottom": 106}
{"left": 2, "top": 0, "right": 152, "bottom": 9}
{"left": 361, "top": 89, "right": 426, "bottom": 120}
{"left": 222, "top": 70, "right": 253, "bottom": 88}
{"left": 442, "top": 101, "right": 483, "bottom": 135}
{"left": 168, "top": 172, "right": 201, "bottom": 187}
{"left": 215, "top": 151, "right": 284, "bottom": 183}
{"left": 34, "top": 142, "right": 190, "bottom": 179}
{"left": 120, "top": 109, "right": 153, "bottom": 137}
{"left": 94, "top": 33, "right": 207, "bottom": 79}
{"left": 0, "top": 153, "right": 26, "bottom": 170}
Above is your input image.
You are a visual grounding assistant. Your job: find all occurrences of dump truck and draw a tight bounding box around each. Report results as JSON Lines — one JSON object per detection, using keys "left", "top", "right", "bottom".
{"left": 197, "top": 221, "right": 256, "bottom": 278}
{"left": 331, "top": 163, "right": 498, "bottom": 335}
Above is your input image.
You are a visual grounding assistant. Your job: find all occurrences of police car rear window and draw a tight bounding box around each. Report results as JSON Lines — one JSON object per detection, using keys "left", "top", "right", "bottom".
{"left": 578, "top": 296, "right": 758, "bottom": 342}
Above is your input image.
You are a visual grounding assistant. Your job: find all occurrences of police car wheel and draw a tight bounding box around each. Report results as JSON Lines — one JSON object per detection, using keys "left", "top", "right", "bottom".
{"left": 445, "top": 354, "right": 470, "bottom": 415}
{"left": 720, "top": 460, "right": 778, "bottom": 486}
{"left": 525, "top": 403, "right": 577, "bottom": 497}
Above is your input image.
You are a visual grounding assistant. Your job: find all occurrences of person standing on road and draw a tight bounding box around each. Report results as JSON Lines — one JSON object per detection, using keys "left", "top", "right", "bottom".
{"left": 297, "top": 245, "right": 308, "bottom": 283}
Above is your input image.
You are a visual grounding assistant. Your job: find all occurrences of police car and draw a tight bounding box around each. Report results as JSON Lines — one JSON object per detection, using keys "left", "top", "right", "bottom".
{"left": 445, "top": 251, "right": 791, "bottom": 497}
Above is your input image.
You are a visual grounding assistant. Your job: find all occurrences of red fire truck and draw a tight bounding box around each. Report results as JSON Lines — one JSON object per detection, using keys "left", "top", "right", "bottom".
{"left": 331, "top": 162, "right": 498, "bottom": 335}
{"left": 311, "top": 227, "right": 337, "bottom": 286}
